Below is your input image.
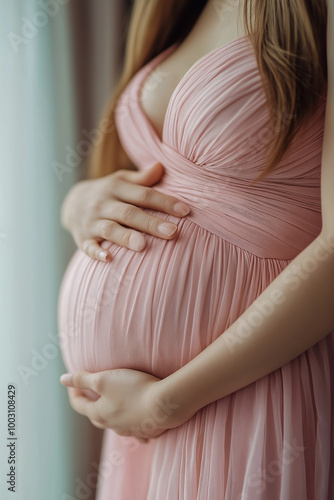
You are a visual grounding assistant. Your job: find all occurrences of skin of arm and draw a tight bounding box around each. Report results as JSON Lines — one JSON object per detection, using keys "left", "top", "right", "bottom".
{"left": 154, "top": 0, "right": 334, "bottom": 420}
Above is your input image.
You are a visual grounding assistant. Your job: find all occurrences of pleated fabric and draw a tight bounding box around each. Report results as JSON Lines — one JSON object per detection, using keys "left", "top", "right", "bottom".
{"left": 57, "top": 35, "right": 334, "bottom": 499}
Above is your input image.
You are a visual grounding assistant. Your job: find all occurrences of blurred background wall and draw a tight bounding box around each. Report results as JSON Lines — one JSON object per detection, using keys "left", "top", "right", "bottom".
{"left": 0, "top": 1, "right": 130, "bottom": 498}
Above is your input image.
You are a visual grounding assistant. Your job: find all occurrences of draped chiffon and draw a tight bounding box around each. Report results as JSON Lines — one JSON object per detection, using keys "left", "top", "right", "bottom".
{"left": 57, "top": 35, "right": 334, "bottom": 499}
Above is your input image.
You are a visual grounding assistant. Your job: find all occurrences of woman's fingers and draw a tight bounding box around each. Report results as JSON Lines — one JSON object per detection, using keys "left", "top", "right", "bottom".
{"left": 93, "top": 202, "right": 180, "bottom": 244}
{"left": 110, "top": 171, "right": 190, "bottom": 218}
{"left": 79, "top": 199, "right": 181, "bottom": 259}
{"left": 81, "top": 238, "right": 112, "bottom": 262}
{"left": 116, "top": 161, "right": 164, "bottom": 184}
{"left": 94, "top": 218, "right": 147, "bottom": 250}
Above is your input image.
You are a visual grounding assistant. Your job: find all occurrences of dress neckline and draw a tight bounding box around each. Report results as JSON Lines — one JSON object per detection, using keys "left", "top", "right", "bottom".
{"left": 136, "top": 33, "right": 251, "bottom": 145}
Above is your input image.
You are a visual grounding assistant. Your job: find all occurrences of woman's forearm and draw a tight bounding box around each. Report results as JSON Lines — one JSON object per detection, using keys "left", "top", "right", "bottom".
{"left": 158, "top": 231, "right": 334, "bottom": 418}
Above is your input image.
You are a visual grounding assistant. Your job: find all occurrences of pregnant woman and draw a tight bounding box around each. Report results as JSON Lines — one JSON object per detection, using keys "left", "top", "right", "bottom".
{"left": 58, "top": 0, "right": 334, "bottom": 498}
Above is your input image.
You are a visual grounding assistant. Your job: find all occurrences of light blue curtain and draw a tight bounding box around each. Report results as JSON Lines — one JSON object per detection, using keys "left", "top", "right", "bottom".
{"left": 0, "top": 1, "right": 123, "bottom": 499}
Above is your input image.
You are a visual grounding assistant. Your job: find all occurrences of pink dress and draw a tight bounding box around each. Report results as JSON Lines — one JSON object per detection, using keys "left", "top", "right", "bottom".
{"left": 57, "top": 35, "right": 334, "bottom": 499}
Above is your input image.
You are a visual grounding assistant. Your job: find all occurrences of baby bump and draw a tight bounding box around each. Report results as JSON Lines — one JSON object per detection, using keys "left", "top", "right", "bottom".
{"left": 57, "top": 214, "right": 267, "bottom": 379}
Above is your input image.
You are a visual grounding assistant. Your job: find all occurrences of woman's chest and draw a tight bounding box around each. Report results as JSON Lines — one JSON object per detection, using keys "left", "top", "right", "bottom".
{"left": 139, "top": 1, "right": 243, "bottom": 141}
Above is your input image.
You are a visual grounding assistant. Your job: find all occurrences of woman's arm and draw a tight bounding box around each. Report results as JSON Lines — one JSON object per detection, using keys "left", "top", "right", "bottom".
{"left": 157, "top": 231, "right": 334, "bottom": 419}
{"left": 156, "top": 0, "right": 334, "bottom": 419}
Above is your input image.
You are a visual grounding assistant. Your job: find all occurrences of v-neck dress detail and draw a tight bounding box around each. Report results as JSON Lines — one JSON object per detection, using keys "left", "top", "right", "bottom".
{"left": 138, "top": 34, "right": 250, "bottom": 144}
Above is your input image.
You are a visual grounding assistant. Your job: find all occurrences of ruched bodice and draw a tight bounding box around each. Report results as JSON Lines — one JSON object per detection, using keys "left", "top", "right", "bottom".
{"left": 58, "top": 35, "right": 333, "bottom": 500}
{"left": 116, "top": 36, "right": 326, "bottom": 259}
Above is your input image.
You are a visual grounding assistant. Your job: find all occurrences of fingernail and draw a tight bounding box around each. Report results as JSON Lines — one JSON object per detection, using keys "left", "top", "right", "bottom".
{"left": 129, "top": 233, "right": 146, "bottom": 250}
{"left": 158, "top": 222, "right": 177, "bottom": 236}
{"left": 99, "top": 251, "right": 108, "bottom": 261}
{"left": 60, "top": 373, "right": 72, "bottom": 385}
{"left": 173, "top": 202, "right": 190, "bottom": 216}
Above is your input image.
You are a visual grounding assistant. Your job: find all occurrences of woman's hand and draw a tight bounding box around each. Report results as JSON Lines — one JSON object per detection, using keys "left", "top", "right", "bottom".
{"left": 61, "top": 162, "right": 190, "bottom": 262}
{"left": 60, "top": 368, "right": 196, "bottom": 442}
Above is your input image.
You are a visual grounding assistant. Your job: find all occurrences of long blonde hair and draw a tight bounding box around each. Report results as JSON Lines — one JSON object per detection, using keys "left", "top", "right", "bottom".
{"left": 88, "top": 0, "right": 328, "bottom": 184}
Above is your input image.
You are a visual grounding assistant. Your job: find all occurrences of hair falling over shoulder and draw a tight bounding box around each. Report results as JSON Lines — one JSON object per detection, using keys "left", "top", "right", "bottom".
{"left": 88, "top": 0, "right": 328, "bottom": 184}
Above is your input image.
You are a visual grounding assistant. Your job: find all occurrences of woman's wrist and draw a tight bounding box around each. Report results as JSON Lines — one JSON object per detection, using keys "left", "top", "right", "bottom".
{"left": 150, "top": 369, "right": 205, "bottom": 430}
